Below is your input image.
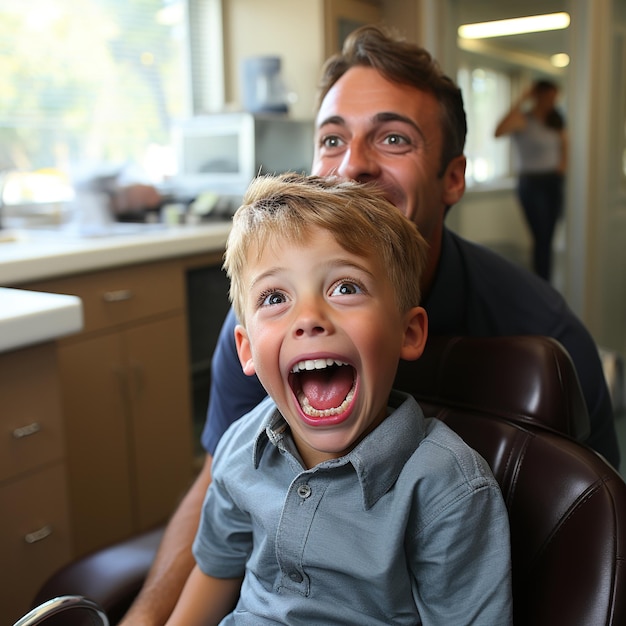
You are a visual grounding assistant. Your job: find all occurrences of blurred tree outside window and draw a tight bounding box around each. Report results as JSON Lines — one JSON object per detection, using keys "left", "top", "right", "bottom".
{"left": 0, "top": 0, "right": 189, "bottom": 199}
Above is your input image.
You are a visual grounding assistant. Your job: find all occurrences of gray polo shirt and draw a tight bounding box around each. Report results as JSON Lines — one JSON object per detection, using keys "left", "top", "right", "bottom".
{"left": 194, "top": 391, "right": 512, "bottom": 625}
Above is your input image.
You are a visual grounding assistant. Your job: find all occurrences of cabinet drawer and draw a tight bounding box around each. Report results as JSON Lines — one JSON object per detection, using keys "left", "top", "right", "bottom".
{"left": 0, "top": 462, "right": 72, "bottom": 625}
{"left": 0, "top": 343, "right": 64, "bottom": 483}
{"left": 23, "top": 259, "right": 186, "bottom": 334}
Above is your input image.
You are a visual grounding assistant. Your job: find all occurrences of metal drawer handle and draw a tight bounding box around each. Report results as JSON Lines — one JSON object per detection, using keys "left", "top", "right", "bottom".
{"left": 24, "top": 524, "right": 53, "bottom": 544}
{"left": 103, "top": 289, "right": 133, "bottom": 302}
{"left": 13, "top": 422, "right": 41, "bottom": 439}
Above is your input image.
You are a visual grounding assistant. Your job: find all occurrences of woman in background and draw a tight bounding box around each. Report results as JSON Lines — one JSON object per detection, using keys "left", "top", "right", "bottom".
{"left": 495, "top": 80, "right": 567, "bottom": 282}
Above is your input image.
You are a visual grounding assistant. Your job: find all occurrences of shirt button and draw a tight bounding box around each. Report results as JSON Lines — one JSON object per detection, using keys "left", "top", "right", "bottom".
{"left": 289, "top": 571, "right": 303, "bottom": 583}
{"left": 297, "top": 484, "right": 312, "bottom": 499}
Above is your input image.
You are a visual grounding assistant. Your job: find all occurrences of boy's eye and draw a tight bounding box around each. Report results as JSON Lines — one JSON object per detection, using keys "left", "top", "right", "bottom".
{"left": 259, "top": 290, "right": 287, "bottom": 307}
{"left": 331, "top": 281, "right": 362, "bottom": 296}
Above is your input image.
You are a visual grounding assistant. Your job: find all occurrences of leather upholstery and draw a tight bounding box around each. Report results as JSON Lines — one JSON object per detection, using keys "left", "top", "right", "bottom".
{"left": 32, "top": 527, "right": 164, "bottom": 625}
{"left": 397, "top": 336, "right": 626, "bottom": 625}
{"left": 395, "top": 335, "right": 590, "bottom": 440}
{"left": 32, "top": 336, "right": 626, "bottom": 625}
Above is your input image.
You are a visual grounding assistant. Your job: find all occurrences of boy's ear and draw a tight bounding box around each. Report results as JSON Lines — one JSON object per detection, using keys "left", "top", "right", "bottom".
{"left": 400, "top": 306, "right": 428, "bottom": 362}
{"left": 235, "top": 325, "right": 256, "bottom": 376}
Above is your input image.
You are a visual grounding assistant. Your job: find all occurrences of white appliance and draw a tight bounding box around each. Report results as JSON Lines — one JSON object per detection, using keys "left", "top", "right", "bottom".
{"left": 172, "top": 112, "right": 314, "bottom": 199}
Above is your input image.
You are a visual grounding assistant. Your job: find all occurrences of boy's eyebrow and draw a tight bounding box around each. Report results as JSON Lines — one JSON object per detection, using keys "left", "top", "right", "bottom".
{"left": 332, "top": 257, "right": 376, "bottom": 279}
{"left": 248, "top": 258, "right": 376, "bottom": 290}
{"left": 248, "top": 267, "right": 283, "bottom": 291}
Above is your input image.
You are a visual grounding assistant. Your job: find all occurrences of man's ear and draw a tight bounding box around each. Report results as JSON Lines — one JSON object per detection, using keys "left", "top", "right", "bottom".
{"left": 442, "top": 155, "right": 466, "bottom": 207}
{"left": 234, "top": 325, "right": 256, "bottom": 376}
{"left": 400, "top": 306, "right": 428, "bottom": 362}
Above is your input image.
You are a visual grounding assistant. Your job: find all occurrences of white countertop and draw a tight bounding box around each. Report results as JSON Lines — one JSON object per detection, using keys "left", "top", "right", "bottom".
{"left": 0, "top": 221, "right": 232, "bottom": 286}
{"left": 0, "top": 221, "right": 232, "bottom": 352}
{"left": 0, "top": 287, "right": 83, "bottom": 353}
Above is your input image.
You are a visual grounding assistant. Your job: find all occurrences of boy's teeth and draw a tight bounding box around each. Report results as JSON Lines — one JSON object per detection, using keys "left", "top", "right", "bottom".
{"left": 291, "top": 358, "right": 347, "bottom": 373}
{"left": 298, "top": 385, "right": 355, "bottom": 418}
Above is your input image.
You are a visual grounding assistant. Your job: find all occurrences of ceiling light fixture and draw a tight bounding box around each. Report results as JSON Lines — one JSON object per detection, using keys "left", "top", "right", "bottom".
{"left": 458, "top": 12, "right": 570, "bottom": 40}
{"left": 551, "top": 53, "right": 570, "bottom": 68}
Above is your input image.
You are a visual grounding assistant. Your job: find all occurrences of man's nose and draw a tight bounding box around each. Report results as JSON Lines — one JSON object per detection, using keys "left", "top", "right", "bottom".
{"left": 336, "top": 138, "right": 381, "bottom": 182}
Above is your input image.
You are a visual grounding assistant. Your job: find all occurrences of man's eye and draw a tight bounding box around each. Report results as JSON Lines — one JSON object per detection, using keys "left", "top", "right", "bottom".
{"left": 331, "top": 281, "right": 362, "bottom": 296}
{"left": 383, "top": 133, "right": 409, "bottom": 146}
{"left": 321, "top": 135, "right": 343, "bottom": 149}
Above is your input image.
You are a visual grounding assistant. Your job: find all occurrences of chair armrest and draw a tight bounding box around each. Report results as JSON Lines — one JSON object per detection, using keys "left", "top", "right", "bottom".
{"left": 14, "top": 595, "right": 109, "bottom": 626}
{"left": 32, "top": 526, "right": 164, "bottom": 625}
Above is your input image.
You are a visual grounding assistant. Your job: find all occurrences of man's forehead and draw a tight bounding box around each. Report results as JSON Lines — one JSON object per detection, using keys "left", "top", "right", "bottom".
{"left": 316, "top": 67, "right": 438, "bottom": 128}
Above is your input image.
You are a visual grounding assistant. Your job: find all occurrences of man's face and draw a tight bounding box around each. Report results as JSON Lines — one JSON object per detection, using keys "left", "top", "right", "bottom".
{"left": 312, "top": 66, "right": 466, "bottom": 286}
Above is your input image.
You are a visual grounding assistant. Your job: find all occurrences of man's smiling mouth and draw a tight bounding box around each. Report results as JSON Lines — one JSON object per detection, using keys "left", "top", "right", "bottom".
{"left": 289, "top": 358, "right": 356, "bottom": 418}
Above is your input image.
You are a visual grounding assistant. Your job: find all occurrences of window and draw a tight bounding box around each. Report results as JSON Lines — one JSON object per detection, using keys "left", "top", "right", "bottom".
{"left": 0, "top": 0, "right": 189, "bottom": 196}
{"left": 457, "top": 64, "right": 512, "bottom": 186}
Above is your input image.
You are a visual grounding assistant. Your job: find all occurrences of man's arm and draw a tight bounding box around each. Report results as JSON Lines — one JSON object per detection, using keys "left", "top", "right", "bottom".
{"left": 118, "top": 454, "right": 213, "bottom": 626}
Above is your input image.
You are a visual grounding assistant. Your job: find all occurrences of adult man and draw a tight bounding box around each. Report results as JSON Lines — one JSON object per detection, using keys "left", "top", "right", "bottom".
{"left": 120, "top": 26, "right": 619, "bottom": 626}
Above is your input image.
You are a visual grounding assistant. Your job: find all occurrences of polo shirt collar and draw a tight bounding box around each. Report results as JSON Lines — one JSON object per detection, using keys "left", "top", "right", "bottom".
{"left": 252, "top": 391, "right": 426, "bottom": 510}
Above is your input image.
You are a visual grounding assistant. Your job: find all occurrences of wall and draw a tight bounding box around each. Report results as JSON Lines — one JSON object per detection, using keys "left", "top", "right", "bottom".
{"left": 451, "top": 187, "right": 533, "bottom": 265}
{"left": 221, "top": 0, "right": 626, "bottom": 357}
{"left": 444, "top": 0, "right": 626, "bottom": 357}
{"left": 222, "top": 0, "right": 325, "bottom": 120}
{"left": 222, "top": 0, "right": 399, "bottom": 120}
{"left": 569, "top": 0, "right": 626, "bottom": 355}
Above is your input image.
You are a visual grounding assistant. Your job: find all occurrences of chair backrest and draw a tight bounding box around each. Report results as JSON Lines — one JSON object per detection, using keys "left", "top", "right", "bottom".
{"left": 395, "top": 335, "right": 590, "bottom": 440}
{"left": 395, "top": 335, "right": 626, "bottom": 626}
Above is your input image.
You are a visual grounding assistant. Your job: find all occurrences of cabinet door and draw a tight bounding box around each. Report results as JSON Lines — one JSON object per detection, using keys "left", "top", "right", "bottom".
{"left": 0, "top": 343, "right": 64, "bottom": 482}
{"left": 0, "top": 463, "right": 71, "bottom": 625}
{"left": 57, "top": 332, "right": 134, "bottom": 556}
{"left": 125, "top": 313, "right": 194, "bottom": 530}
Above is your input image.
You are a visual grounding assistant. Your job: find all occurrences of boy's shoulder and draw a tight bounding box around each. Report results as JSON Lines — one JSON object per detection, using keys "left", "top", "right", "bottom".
{"left": 412, "top": 416, "right": 499, "bottom": 496}
{"left": 365, "top": 391, "right": 497, "bottom": 493}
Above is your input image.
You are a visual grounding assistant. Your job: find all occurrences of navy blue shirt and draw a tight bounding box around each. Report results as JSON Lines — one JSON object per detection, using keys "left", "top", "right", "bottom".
{"left": 195, "top": 392, "right": 513, "bottom": 625}
{"left": 203, "top": 227, "right": 619, "bottom": 468}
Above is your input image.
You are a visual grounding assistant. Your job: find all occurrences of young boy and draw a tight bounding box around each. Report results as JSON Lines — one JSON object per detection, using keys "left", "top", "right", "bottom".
{"left": 165, "top": 173, "right": 512, "bottom": 625}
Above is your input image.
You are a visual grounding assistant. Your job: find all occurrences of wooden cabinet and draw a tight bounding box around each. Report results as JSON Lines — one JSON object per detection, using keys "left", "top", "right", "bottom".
{"left": 0, "top": 343, "right": 72, "bottom": 624}
{"left": 23, "top": 257, "right": 199, "bottom": 557}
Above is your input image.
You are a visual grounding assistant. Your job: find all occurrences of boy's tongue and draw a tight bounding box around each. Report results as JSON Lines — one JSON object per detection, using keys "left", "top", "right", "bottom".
{"left": 300, "top": 366, "right": 354, "bottom": 411}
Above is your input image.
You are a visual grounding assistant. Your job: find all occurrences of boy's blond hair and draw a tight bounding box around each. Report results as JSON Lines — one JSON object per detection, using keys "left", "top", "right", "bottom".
{"left": 224, "top": 173, "right": 428, "bottom": 325}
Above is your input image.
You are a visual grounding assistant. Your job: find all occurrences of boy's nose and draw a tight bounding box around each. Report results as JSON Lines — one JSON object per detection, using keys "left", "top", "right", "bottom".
{"left": 294, "top": 323, "right": 326, "bottom": 338}
{"left": 293, "top": 300, "right": 333, "bottom": 338}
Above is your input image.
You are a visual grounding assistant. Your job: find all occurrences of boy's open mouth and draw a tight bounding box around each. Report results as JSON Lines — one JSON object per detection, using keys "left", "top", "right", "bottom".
{"left": 289, "top": 358, "right": 356, "bottom": 418}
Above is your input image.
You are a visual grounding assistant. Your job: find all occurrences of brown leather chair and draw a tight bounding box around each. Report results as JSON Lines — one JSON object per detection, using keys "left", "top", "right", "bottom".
{"left": 32, "top": 527, "right": 164, "bottom": 625}
{"left": 397, "top": 335, "right": 626, "bottom": 625}
{"left": 396, "top": 335, "right": 590, "bottom": 442}
{"left": 32, "top": 335, "right": 626, "bottom": 625}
